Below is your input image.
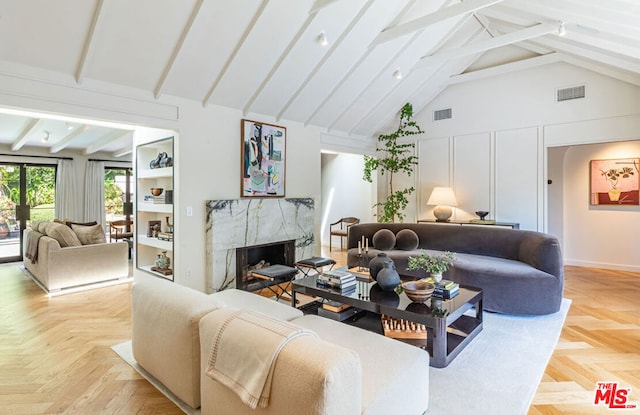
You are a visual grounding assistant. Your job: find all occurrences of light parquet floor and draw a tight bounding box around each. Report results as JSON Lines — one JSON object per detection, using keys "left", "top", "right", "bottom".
{"left": 1, "top": 253, "right": 639, "bottom": 414}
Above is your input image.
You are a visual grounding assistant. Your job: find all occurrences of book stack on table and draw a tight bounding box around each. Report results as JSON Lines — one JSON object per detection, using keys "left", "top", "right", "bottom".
{"left": 318, "top": 300, "right": 363, "bottom": 321}
{"left": 433, "top": 279, "right": 460, "bottom": 299}
{"left": 316, "top": 269, "right": 356, "bottom": 295}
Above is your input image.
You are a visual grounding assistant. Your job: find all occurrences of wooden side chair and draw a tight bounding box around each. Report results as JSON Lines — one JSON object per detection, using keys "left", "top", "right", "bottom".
{"left": 329, "top": 217, "right": 359, "bottom": 251}
{"left": 109, "top": 219, "right": 133, "bottom": 242}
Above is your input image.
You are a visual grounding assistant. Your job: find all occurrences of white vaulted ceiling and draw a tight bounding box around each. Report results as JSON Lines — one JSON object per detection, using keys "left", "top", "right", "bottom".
{"left": 0, "top": 0, "right": 639, "bottom": 155}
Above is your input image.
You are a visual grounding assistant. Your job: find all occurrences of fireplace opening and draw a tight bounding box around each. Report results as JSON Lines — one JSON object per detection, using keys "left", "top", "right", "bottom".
{"left": 236, "top": 239, "right": 296, "bottom": 291}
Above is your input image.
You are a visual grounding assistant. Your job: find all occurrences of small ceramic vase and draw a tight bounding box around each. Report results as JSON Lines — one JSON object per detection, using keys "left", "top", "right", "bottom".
{"left": 376, "top": 262, "right": 400, "bottom": 292}
{"left": 369, "top": 252, "right": 395, "bottom": 281}
{"left": 155, "top": 251, "right": 170, "bottom": 270}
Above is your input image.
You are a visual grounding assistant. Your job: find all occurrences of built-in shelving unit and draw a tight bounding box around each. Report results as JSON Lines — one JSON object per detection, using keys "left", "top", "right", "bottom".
{"left": 136, "top": 137, "right": 174, "bottom": 280}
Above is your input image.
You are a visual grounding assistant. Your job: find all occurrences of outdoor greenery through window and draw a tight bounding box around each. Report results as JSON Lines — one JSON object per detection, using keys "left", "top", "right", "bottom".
{"left": 0, "top": 165, "right": 56, "bottom": 223}
{"left": 105, "top": 168, "right": 132, "bottom": 224}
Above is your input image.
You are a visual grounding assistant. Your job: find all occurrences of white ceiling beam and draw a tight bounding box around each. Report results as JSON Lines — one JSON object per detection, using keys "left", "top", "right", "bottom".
{"left": 112, "top": 147, "right": 133, "bottom": 158}
{"left": 417, "top": 23, "right": 558, "bottom": 68}
{"left": 84, "top": 130, "right": 131, "bottom": 155}
{"left": 449, "top": 53, "right": 563, "bottom": 85}
{"left": 202, "top": 0, "right": 270, "bottom": 107}
{"left": 562, "top": 56, "right": 640, "bottom": 87}
{"left": 50, "top": 126, "right": 89, "bottom": 154}
{"left": 276, "top": 0, "right": 375, "bottom": 121}
{"left": 309, "top": 0, "right": 341, "bottom": 14}
{"left": 75, "top": 0, "right": 105, "bottom": 84}
{"left": 243, "top": 12, "right": 318, "bottom": 117}
{"left": 11, "top": 119, "right": 41, "bottom": 151}
{"left": 533, "top": 36, "right": 640, "bottom": 74}
{"left": 154, "top": 0, "right": 204, "bottom": 99}
{"left": 372, "top": 0, "right": 505, "bottom": 46}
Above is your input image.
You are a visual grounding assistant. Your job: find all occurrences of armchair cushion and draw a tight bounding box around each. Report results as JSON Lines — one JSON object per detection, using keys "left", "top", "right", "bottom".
{"left": 71, "top": 223, "right": 106, "bottom": 245}
{"left": 372, "top": 228, "right": 395, "bottom": 251}
{"left": 37, "top": 221, "right": 82, "bottom": 247}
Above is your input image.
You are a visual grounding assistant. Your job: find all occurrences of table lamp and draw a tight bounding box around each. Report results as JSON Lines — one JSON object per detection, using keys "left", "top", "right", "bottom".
{"left": 427, "top": 187, "right": 458, "bottom": 222}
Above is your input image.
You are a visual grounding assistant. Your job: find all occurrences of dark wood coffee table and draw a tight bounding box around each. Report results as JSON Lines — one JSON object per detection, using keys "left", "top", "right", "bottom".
{"left": 291, "top": 276, "right": 483, "bottom": 368}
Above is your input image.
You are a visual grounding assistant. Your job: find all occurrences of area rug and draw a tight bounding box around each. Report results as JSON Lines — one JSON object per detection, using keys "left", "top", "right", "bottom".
{"left": 428, "top": 298, "right": 571, "bottom": 415}
{"left": 113, "top": 298, "right": 570, "bottom": 415}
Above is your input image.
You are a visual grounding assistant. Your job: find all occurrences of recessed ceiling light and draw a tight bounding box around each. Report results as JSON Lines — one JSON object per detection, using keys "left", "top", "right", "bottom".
{"left": 317, "top": 31, "right": 328, "bottom": 47}
{"left": 393, "top": 68, "right": 402, "bottom": 80}
{"left": 42, "top": 131, "right": 50, "bottom": 143}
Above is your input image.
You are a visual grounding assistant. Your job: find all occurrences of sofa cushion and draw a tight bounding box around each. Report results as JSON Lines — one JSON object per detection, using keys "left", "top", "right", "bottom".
{"left": 292, "top": 315, "right": 429, "bottom": 415}
{"left": 38, "top": 221, "right": 82, "bottom": 247}
{"left": 71, "top": 223, "right": 106, "bottom": 245}
{"left": 395, "top": 229, "right": 419, "bottom": 250}
{"left": 210, "top": 288, "right": 303, "bottom": 321}
{"left": 372, "top": 229, "right": 396, "bottom": 251}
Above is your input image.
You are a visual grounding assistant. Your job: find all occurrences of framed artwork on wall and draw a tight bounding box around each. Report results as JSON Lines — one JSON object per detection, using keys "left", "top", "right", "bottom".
{"left": 590, "top": 158, "right": 639, "bottom": 205}
{"left": 241, "top": 119, "right": 286, "bottom": 197}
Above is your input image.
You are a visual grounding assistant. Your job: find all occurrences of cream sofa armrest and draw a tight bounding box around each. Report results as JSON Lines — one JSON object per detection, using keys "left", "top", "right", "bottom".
{"left": 132, "top": 277, "right": 224, "bottom": 409}
{"left": 199, "top": 311, "right": 362, "bottom": 415}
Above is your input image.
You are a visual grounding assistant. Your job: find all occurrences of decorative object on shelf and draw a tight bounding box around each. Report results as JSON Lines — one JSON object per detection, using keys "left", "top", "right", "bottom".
{"left": 165, "top": 216, "right": 173, "bottom": 234}
{"left": 475, "top": 210, "right": 489, "bottom": 220}
{"left": 241, "top": 119, "right": 286, "bottom": 197}
{"left": 147, "top": 220, "right": 162, "bottom": 237}
{"left": 368, "top": 252, "right": 395, "bottom": 281}
{"left": 150, "top": 187, "right": 163, "bottom": 196}
{"left": 155, "top": 251, "right": 170, "bottom": 270}
{"left": 401, "top": 280, "right": 435, "bottom": 303}
{"left": 590, "top": 158, "right": 639, "bottom": 205}
{"left": 427, "top": 186, "right": 458, "bottom": 222}
{"left": 376, "top": 262, "right": 400, "bottom": 292}
{"left": 149, "top": 152, "right": 173, "bottom": 169}
{"left": 362, "top": 103, "right": 424, "bottom": 223}
{"left": 407, "top": 250, "right": 456, "bottom": 283}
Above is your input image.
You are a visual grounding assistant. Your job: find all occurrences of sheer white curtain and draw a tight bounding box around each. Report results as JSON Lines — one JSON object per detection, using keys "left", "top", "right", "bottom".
{"left": 84, "top": 161, "right": 105, "bottom": 227}
{"left": 54, "top": 159, "right": 80, "bottom": 220}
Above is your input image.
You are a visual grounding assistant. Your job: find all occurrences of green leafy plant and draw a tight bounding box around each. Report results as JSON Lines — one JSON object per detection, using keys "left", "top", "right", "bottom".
{"left": 363, "top": 103, "right": 424, "bottom": 223}
{"left": 407, "top": 250, "right": 456, "bottom": 276}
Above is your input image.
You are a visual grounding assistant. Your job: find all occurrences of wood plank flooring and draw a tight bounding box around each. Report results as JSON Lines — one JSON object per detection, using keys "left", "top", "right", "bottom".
{"left": 1, "top": 253, "right": 639, "bottom": 414}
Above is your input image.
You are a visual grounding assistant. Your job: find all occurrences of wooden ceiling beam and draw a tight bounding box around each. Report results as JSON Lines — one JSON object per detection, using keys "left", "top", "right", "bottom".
{"left": 154, "top": 0, "right": 205, "bottom": 99}
{"left": 11, "top": 119, "right": 41, "bottom": 151}
{"left": 201, "top": 0, "right": 270, "bottom": 107}
{"left": 75, "top": 0, "right": 105, "bottom": 84}
{"left": 50, "top": 126, "right": 89, "bottom": 154}
{"left": 417, "top": 23, "right": 558, "bottom": 68}
{"left": 371, "top": 0, "right": 505, "bottom": 46}
{"left": 84, "top": 130, "right": 131, "bottom": 155}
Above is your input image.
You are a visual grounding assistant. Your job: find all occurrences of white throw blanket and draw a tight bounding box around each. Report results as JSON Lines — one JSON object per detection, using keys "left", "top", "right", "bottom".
{"left": 205, "top": 309, "right": 318, "bottom": 409}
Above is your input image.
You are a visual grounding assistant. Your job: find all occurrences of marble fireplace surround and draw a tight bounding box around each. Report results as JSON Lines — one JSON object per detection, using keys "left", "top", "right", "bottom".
{"left": 205, "top": 198, "right": 315, "bottom": 292}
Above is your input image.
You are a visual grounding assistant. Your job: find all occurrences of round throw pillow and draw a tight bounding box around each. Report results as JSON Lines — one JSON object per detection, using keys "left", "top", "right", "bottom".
{"left": 395, "top": 229, "right": 419, "bottom": 250}
{"left": 372, "top": 229, "right": 396, "bottom": 251}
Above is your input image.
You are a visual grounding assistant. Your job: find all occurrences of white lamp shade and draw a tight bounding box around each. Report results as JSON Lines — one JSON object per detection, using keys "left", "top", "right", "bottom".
{"left": 426, "top": 187, "right": 458, "bottom": 207}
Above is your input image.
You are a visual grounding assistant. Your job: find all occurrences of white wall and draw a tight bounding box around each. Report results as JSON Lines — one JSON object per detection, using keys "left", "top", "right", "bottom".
{"left": 562, "top": 141, "right": 640, "bottom": 272}
{"left": 320, "top": 152, "right": 375, "bottom": 248}
{"left": 410, "top": 61, "right": 640, "bottom": 270}
{"left": 0, "top": 70, "right": 323, "bottom": 292}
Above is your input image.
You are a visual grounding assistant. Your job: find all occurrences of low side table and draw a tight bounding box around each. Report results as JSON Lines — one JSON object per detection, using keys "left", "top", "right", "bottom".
{"left": 294, "top": 256, "right": 336, "bottom": 278}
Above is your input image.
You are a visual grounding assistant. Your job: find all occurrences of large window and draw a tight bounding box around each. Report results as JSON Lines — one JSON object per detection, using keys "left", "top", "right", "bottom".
{"left": 105, "top": 167, "right": 133, "bottom": 223}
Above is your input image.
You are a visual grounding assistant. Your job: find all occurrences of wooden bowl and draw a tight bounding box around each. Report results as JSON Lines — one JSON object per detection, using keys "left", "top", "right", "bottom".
{"left": 402, "top": 280, "right": 435, "bottom": 303}
{"left": 150, "top": 188, "right": 163, "bottom": 196}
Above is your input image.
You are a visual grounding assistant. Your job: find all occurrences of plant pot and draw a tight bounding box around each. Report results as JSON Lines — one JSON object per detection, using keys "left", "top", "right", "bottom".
{"left": 369, "top": 253, "right": 395, "bottom": 281}
{"left": 430, "top": 272, "right": 443, "bottom": 283}
{"left": 608, "top": 188, "right": 621, "bottom": 201}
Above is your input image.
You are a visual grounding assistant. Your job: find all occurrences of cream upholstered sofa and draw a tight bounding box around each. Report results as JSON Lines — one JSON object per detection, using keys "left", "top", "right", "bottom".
{"left": 23, "top": 221, "right": 129, "bottom": 292}
{"left": 132, "top": 276, "right": 430, "bottom": 414}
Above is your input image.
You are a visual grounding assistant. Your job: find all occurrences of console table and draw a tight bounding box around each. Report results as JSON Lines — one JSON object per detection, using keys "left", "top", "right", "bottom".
{"left": 417, "top": 219, "right": 520, "bottom": 229}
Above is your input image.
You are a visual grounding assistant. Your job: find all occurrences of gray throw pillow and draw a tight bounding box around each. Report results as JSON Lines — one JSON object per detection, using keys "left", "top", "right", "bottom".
{"left": 71, "top": 223, "right": 107, "bottom": 245}
{"left": 372, "top": 229, "right": 396, "bottom": 251}
{"left": 396, "top": 229, "right": 419, "bottom": 250}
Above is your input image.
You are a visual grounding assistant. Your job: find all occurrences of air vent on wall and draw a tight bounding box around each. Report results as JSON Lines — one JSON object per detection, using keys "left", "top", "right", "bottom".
{"left": 557, "top": 85, "right": 585, "bottom": 102}
{"left": 433, "top": 108, "right": 452, "bottom": 121}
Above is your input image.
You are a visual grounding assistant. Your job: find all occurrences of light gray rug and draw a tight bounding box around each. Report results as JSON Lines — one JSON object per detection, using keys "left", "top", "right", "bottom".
{"left": 428, "top": 298, "right": 571, "bottom": 415}
{"left": 113, "top": 298, "right": 570, "bottom": 415}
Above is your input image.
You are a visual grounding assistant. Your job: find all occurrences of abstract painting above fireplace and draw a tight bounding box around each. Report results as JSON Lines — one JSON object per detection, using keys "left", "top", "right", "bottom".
{"left": 205, "top": 198, "right": 314, "bottom": 292}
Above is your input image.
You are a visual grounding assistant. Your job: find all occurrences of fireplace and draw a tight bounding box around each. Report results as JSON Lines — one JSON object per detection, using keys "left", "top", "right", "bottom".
{"left": 235, "top": 239, "right": 296, "bottom": 291}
